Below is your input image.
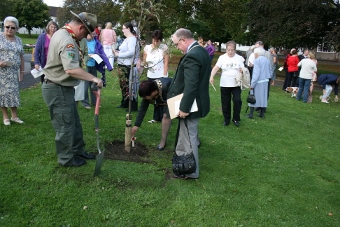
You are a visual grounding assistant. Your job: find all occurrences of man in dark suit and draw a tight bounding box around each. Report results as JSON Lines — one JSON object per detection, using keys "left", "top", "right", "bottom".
{"left": 168, "top": 28, "right": 211, "bottom": 179}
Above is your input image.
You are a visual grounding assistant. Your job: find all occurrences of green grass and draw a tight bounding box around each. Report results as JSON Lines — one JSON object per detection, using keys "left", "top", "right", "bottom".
{"left": 17, "top": 33, "right": 39, "bottom": 45}
{"left": 1, "top": 59, "right": 340, "bottom": 226}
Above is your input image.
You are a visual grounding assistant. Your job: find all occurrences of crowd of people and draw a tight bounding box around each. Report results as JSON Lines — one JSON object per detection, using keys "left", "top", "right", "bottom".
{"left": 1, "top": 11, "right": 339, "bottom": 179}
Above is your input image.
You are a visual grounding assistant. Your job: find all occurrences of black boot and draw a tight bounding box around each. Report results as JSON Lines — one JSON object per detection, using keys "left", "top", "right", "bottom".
{"left": 259, "top": 108, "right": 265, "bottom": 118}
{"left": 247, "top": 107, "right": 254, "bottom": 119}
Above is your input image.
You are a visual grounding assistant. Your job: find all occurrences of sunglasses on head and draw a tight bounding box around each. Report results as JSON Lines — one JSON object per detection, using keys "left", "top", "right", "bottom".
{"left": 5, "top": 26, "right": 16, "bottom": 30}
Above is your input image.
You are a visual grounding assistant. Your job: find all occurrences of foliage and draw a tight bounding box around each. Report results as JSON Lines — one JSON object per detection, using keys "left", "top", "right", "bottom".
{"left": 119, "top": 0, "right": 164, "bottom": 41}
{"left": 196, "top": 0, "right": 249, "bottom": 45}
{"left": 247, "top": 0, "right": 335, "bottom": 49}
{"left": 324, "top": 0, "right": 340, "bottom": 51}
{"left": 56, "top": 0, "right": 122, "bottom": 27}
{"left": 0, "top": 0, "right": 15, "bottom": 21}
{"left": 12, "top": 0, "right": 50, "bottom": 36}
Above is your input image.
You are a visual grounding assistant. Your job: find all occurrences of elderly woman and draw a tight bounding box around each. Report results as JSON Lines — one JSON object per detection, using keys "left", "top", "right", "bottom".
{"left": 101, "top": 22, "right": 116, "bottom": 68}
{"left": 143, "top": 30, "right": 169, "bottom": 123}
{"left": 247, "top": 47, "right": 272, "bottom": 119}
{"left": 34, "top": 21, "right": 58, "bottom": 83}
{"left": 0, "top": 16, "right": 25, "bottom": 126}
{"left": 210, "top": 40, "right": 245, "bottom": 127}
{"left": 296, "top": 53, "right": 317, "bottom": 103}
{"left": 114, "top": 22, "right": 138, "bottom": 111}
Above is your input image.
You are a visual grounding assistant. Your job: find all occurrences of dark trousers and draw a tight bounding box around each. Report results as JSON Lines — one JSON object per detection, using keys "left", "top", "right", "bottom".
{"left": 221, "top": 86, "right": 242, "bottom": 122}
{"left": 148, "top": 77, "right": 163, "bottom": 121}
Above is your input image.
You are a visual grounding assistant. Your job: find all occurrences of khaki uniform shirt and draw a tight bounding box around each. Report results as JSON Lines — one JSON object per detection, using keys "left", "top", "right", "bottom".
{"left": 44, "top": 29, "right": 81, "bottom": 87}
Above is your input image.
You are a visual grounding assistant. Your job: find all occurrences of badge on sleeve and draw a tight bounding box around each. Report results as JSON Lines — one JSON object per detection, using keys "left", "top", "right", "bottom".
{"left": 66, "top": 43, "right": 76, "bottom": 59}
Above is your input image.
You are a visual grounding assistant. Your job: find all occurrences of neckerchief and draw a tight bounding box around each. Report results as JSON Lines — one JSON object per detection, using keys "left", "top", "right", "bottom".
{"left": 62, "top": 24, "right": 84, "bottom": 66}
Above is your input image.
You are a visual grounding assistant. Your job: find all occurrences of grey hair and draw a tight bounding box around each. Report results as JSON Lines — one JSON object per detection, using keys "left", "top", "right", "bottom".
{"left": 226, "top": 40, "right": 236, "bottom": 50}
{"left": 255, "top": 41, "right": 264, "bottom": 47}
{"left": 4, "top": 16, "right": 19, "bottom": 29}
{"left": 173, "top": 28, "right": 193, "bottom": 39}
{"left": 254, "top": 47, "right": 265, "bottom": 56}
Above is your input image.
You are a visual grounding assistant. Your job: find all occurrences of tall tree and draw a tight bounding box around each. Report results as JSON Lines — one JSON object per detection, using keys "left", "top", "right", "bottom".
{"left": 57, "top": 0, "right": 122, "bottom": 27}
{"left": 0, "top": 0, "right": 15, "bottom": 21}
{"left": 12, "top": 0, "right": 50, "bottom": 36}
{"left": 247, "top": 0, "right": 334, "bottom": 49}
{"left": 324, "top": 0, "right": 340, "bottom": 51}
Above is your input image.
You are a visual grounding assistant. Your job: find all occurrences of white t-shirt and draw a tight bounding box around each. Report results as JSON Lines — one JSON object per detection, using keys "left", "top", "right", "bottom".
{"left": 216, "top": 53, "right": 245, "bottom": 87}
{"left": 248, "top": 53, "right": 255, "bottom": 66}
{"left": 144, "top": 43, "right": 168, "bottom": 78}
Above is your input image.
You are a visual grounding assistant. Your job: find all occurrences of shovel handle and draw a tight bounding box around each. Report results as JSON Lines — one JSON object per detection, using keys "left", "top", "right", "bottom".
{"left": 92, "top": 89, "right": 101, "bottom": 115}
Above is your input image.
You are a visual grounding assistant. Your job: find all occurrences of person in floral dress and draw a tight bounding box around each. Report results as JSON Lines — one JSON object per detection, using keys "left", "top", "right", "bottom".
{"left": 0, "top": 16, "right": 25, "bottom": 126}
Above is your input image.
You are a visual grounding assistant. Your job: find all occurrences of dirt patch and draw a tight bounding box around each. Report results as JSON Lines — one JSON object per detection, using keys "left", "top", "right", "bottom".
{"left": 105, "top": 140, "right": 152, "bottom": 163}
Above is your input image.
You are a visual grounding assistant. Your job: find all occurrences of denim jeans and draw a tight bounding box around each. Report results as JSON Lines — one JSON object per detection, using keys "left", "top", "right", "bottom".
{"left": 296, "top": 78, "right": 311, "bottom": 102}
{"left": 324, "top": 85, "right": 333, "bottom": 99}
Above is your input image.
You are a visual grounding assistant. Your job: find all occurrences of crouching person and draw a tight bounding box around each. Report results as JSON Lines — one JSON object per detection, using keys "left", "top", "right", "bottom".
{"left": 131, "top": 78, "right": 172, "bottom": 151}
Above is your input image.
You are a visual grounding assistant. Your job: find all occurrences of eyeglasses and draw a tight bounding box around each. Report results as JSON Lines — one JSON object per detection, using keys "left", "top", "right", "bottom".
{"left": 173, "top": 38, "right": 183, "bottom": 47}
{"left": 5, "top": 26, "right": 16, "bottom": 30}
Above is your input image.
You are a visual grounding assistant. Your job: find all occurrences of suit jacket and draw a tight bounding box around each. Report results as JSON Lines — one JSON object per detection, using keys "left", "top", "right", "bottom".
{"left": 167, "top": 42, "right": 211, "bottom": 119}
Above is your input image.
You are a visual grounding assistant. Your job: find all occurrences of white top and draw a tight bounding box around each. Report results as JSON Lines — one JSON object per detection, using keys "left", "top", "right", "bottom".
{"left": 144, "top": 43, "right": 168, "bottom": 78}
{"left": 117, "top": 36, "right": 137, "bottom": 66}
{"left": 248, "top": 53, "right": 255, "bottom": 66}
{"left": 216, "top": 53, "right": 245, "bottom": 87}
{"left": 298, "top": 58, "right": 317, "bottom": 79}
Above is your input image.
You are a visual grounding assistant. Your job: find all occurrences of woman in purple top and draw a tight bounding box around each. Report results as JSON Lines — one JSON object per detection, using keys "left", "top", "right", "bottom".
{"left": 34, "top": 21, "right": 58, "bottom": 83}
{"left": 205, "top": 39, "right": 215, "bottom": 60}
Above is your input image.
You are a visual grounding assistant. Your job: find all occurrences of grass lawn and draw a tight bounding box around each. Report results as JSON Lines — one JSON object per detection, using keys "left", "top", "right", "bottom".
{"left": 1, "top": 49, "right": 340, "bottom": 226}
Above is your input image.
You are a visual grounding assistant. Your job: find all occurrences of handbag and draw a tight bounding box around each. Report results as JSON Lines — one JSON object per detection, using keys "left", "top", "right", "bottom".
{"left": 246, "top": 89, "right": 256, "bottom": 104}
{"left": 172, "top": 152, "right": 196, "bottom": 175}
{"left": 172, "top": 119, "right": 196, "bottom": 175}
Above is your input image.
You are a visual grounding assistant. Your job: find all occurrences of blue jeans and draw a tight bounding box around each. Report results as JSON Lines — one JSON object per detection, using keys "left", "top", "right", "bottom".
{"left": 296, "top": 78, "right": 311, "bottom": 103}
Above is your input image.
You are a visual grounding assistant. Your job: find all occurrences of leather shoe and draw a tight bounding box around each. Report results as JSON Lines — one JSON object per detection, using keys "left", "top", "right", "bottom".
{"left": 77, "top": 151, "right": 95, "bottom": 159}
{"left": 232, "top": 119, "right": 240, "bottom": 127}
{"left": 63, "top": 157, "right": 86, "bottom": 167}
{"left": 156, "top": 145, "right": 165, "bottom": 151}
{"left": 247, "top": 114, "right": 254, "bottom": 119}
{"left": 223, "top": 121, "right": 230, "bottom": 126}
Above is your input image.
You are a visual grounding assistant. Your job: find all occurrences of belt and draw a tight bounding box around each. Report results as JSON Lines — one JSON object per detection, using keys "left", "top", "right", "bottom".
{"left": 44, "top": 79, "right": 56, "bottom": 84}
{"left": 118, "top": 64, "right": 136, "bottom": 68}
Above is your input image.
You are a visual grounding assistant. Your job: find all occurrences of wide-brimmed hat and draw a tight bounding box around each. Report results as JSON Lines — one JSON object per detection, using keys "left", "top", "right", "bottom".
{"left": 70, "top": 11, "right": 97, "bottom": 36}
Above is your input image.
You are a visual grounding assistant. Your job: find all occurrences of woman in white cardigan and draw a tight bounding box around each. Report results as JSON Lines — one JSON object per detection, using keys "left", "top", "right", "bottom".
{"left": 296, "top": 53, "right": 317, "bottom": 103}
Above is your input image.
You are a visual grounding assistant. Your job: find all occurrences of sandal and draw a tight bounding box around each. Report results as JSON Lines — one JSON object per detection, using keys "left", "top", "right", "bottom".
{"left": 10, "top": 117, "right": 24, "bottom": 124}
{"left": 148, "top": 120, "right": 158, "bottom": 124}
{"left": 3, "top": 119, "right": 10, "bottom": 126}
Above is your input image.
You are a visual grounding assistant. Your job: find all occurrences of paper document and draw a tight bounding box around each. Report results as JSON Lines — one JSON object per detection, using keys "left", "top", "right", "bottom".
{"left": 278, "top": 66, "right": 283, "bottom": 71}
{"left": 167, "top": 93, "right": 198, "bottom": 119}
{"left": 89, "top": 54, "right": 103, "bottom": 64}
{"left": 31, "top": 67, "right": 44, "bottom": 78}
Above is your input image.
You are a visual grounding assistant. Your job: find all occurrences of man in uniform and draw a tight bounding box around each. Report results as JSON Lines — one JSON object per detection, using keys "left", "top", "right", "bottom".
{"left": 168, "top": 28, "right": 211, "bottom": 179}
{"left": 42, "top": 11, "right": 103, "bottom": 167}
